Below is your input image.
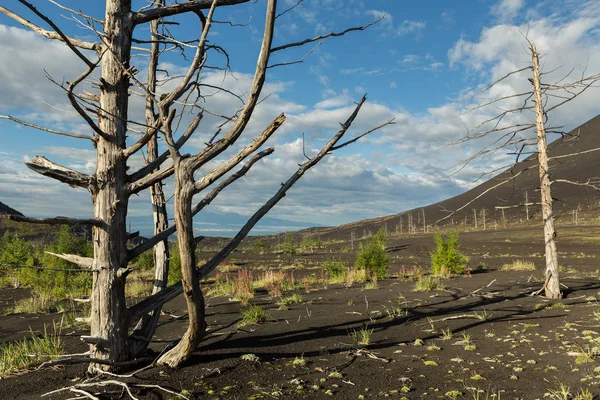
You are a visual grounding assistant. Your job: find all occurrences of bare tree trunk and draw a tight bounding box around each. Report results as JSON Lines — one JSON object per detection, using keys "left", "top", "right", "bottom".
{"left": 157, "top": 167, "right": 206, "bottom": 367}
{"left": 130, "top": 2, "right": 170, "bottom": 356}
{"left": 525, "top": 191, "right": 530, "bottom": 220}
{"left": 473, "top": 208, "right": 478, "bottom": 230}
{"left": 532, "top": 43, "right": 561, "bottom": 299}
{"left": 89, "top": 0, "right": 133, "bottom": 371}
{"left": 481, "top": 208, "right": 486, "bottom": 230}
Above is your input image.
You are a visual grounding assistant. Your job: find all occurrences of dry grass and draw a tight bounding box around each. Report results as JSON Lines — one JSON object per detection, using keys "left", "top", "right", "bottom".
{"left": 501, "top": 260, "right": 536, "bottom": 271}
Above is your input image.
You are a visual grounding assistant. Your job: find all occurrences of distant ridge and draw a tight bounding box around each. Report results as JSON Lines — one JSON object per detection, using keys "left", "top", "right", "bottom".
{"left": 0, "top": 201, "right": 23, "bottom": 217}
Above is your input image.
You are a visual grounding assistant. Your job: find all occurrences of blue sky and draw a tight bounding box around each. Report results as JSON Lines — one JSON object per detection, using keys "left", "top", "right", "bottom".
{"left": 1, "top": 0, "right": 599, "bottom": 236}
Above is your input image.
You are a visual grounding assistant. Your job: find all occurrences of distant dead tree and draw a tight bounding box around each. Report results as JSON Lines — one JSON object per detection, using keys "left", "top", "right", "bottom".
{"left": 437, "top": 39, "right": 600, "bottom": 299}
{"left": 0, "top": 0, "right": 391, "bottom": 371}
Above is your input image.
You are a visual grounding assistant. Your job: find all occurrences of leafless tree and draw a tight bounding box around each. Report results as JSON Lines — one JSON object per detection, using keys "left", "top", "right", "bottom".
{"left": 438, "top": 40, "right": 600, "bottom": 299}
{"left": 0, "top": 0, "right": 391, "bottom": 370}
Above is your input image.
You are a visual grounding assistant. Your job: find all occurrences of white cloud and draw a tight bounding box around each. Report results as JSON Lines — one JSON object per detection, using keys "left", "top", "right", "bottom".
{"left": 367, "top": 10, "right": 426, "bottom": 38}
{"left": 491, "top": 0, "right": 525, "bottom": 23}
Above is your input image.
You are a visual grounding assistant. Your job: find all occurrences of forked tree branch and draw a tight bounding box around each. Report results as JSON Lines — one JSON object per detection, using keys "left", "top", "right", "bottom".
{"left": 126, "top": 148, "right": 274, "bottom": 261}
{"left": 192, "top": 113, "right": 286, "bottom": 194}
{"left": 127, "top": 112, "right": 203, "bottom": 185}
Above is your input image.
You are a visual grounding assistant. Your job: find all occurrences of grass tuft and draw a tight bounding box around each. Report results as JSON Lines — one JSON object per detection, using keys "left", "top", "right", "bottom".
{"left": 0, "top": 325, "right": 62, "bottom": 377}
{"left": 239, "top": 305, "right": 267, "bottom": 326}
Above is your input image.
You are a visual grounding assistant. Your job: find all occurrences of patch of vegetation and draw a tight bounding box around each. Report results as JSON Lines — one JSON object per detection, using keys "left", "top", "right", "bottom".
{"left": 253, "top": 239, "right": 269, "bottom": 255}
{"left": 254, "top": 270, "right": 296, "bottom": 297}
{"left": 431, "top": 232, "right": 468, "bottom": 276}
{"left": 322, "top": 259, "right": 348, "bottom": 282}
{"left": 354, "top": 227, "right": 389, "bottom": 279}
{"left": 545, "top": 384, "right": 572, "bottom": 400}
{"left": 276, "top": 293, "right": 303, "bottom": 310}
{"left": 501, "top": 260, "right": 536, "bottom": 271}
{"left": 240, "top": 353, "right": 260, "bottom": 363}
{"left": 239, "top": 305, "right": 267, "bottom": 326}
{"left": 292, "top": 355, "right": 306, "bottom": 368}
{"left": 414, "top": 276, "right": 445, "bottom": 292}
{"left": 167, "top": 243, "right": 182, "bottom": 285}
{"left": 440, "top": 328, "right": 453, "bottom": 341}
{"left": 208, "top": 268, "right": 255, "bottom": 304}
{"left": 11, "top": 294, "right": 60, "bottom": 314}
{"left": 0, "top": 326, "right": 61, "bottom": 377}
{"left": 283, "top": 235, "right": 296, "bottom": 257}
{"left": 350, "top": 325, "right": 373, "bottom": 346}
{"left": 399, "top": 265, "right": 424, "bottom": 281}
{"left": 363, "top": 276, "right": 379, "bottom": 290}
{"left": 345, "top": 268, "right": 368, "bottom": 286}
{"left": 383, "top": 293, "right": 408, "bottom": 318}
{"left": 1, "top": 227, "right": 93, "bottom": 300}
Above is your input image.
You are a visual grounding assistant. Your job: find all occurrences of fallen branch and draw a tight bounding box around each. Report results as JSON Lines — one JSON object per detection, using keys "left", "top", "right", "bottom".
{"left": 38, "top": 356, "right": 152, "bottom": 369}
{"left": 462, "top": 279, "right": 497, "bottom": 299}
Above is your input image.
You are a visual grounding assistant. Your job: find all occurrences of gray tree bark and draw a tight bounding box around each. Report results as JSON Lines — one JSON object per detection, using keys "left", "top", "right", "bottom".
{"left": 531, "top": 43, "right": 561, "bottom": 299}
{"left": 89, "top": 0, "right": 133, "bottom": 371}
{"left": 130, "top": 1, "right": 170, "bottom": 356}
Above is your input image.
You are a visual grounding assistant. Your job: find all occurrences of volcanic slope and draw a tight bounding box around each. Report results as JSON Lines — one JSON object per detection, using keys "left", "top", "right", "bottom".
{"left": 284, "top": 113, "right": 600, "bottom": 242}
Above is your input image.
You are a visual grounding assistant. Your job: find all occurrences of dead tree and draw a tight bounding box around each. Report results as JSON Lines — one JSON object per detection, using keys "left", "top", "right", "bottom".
{"left": 437, "top": 40, "right": 600, "bottom": 299}
{"left": 129, "top": 0, "right": 170, "bottom": 357}
{"left": 0, "top": 0, "right": 389, "bottom": 370}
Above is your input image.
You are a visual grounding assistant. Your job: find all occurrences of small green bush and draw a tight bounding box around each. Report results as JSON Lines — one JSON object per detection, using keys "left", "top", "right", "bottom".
{"left": 135, "top": 249, "right": 155, "bottom": 270}
{"left": 431, "top": 232, "right": 467, "bottom": 276}
{"left": 283, "top": 235, "right": 296, "bottom": 257}
{"left": 252, "top": 239, "right": 268, "bottom": 254}
{"left": 322, "top": 259, "right": 348, "bottom": 280}
{"left": 354, "top": 227, "right": 389, "bottom": 279}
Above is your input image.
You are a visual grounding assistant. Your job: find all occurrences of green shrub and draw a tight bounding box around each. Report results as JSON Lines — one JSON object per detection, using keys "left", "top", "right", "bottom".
{"left": 354, "top": 227, "right": 389, "bottom": 278}
{"left": 322, "top": 259, "right": 348, "bottom": 280}
{"left": 431, "top": 232, "right": 467, "bottom": 276}
{"left": 135, "top": 249, "right": 155, "bottom": 270}
{"left": 252, "top": 239, "right": 268, "bottom": 254}
{"left": 283, "top": 235, "right": 296, "bottom": 257}
{"left": 0, "top": 233, "right": 37, "bottom": 281}
{"left": 1, "top": 228, "right": 92, "bottom": 298}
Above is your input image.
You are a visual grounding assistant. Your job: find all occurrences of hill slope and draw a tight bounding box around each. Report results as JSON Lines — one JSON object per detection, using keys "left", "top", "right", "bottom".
{"left": 290, "top": 114, "right": 600, "bottom": 241}
{"left": 0, "top": 201, "right": 23, "bottom": 217}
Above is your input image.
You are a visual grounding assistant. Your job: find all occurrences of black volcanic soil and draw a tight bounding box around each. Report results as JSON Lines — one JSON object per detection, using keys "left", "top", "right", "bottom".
{"left": 2, "top": 224, "right": 600, "bottom": 399}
